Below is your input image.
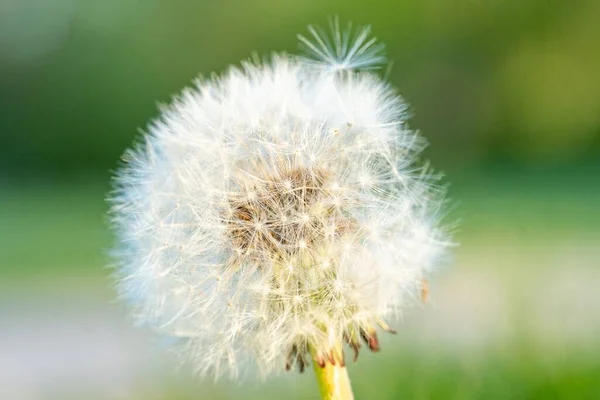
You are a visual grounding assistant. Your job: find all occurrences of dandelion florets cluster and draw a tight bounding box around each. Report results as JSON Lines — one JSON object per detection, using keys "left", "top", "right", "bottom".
{"left": 110, "top": 21, "right": 450, "bottom": 379}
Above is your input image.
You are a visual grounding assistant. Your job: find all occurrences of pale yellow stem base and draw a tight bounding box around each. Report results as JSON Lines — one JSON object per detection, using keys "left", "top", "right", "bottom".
{"left": 312, "top": 356, "right": 354, "bottom": 400}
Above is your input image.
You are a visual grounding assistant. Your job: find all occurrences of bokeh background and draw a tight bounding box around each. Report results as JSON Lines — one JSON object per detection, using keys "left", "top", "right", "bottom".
{"left": 1, "top": 1, "right": 599, "bottom": 399}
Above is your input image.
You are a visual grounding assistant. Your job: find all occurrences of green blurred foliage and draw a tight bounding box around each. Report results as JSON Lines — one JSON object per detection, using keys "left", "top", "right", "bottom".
{"left": 1, "top": 0, "right": 599, "bottom": 178}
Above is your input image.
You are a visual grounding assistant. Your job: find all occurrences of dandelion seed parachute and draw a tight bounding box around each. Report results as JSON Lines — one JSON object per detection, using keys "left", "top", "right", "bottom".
{"left": 110, "top": 21, "right": 450, "bottom": 380}
{"left": 298, "top": 18, "right": 387, "bottom": 71}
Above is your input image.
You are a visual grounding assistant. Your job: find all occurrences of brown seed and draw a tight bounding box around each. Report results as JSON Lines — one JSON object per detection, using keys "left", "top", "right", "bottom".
{"left": 421, "top": 277, "right": 429, "bottom": 303}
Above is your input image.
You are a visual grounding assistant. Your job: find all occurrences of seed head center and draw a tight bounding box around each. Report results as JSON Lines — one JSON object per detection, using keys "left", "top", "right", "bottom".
{"left": 224, "top": 167, "right": 351, "bottom": 261}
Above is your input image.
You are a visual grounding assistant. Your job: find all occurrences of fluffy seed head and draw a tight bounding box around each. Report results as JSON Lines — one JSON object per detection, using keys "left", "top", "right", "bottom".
{"left": 110, "top": 22, "right": 451, "bottom": 379}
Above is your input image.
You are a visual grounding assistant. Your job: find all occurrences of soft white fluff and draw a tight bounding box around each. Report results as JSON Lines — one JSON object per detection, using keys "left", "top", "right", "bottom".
{"left": 110, "top": 22, "right": 450, "bottom": 379}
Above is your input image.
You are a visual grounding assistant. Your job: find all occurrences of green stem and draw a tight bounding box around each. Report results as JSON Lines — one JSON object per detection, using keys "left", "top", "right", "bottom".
{"left": 311, "top": 345, "right": 354, "bottom": 400}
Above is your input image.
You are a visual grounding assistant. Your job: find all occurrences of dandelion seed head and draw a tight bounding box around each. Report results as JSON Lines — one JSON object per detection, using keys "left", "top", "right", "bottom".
{"left": 110, "top": 20, "right": 451, "bottom": 380}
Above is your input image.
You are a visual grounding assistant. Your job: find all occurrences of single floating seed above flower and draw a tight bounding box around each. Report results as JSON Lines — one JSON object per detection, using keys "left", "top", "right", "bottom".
{"left": 109, "top": 19, "right": 451, "bottom": 380}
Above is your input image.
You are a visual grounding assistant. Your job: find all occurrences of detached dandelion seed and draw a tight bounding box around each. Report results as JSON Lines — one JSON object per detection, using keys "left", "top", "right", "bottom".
{"left": 109, "top": 19, "right": 452, "bottom": 400}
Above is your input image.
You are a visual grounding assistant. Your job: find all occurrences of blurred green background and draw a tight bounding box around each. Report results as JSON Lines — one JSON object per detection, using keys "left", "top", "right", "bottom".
{"left": 1, "top": 0, "right": 599, "bottom": 399}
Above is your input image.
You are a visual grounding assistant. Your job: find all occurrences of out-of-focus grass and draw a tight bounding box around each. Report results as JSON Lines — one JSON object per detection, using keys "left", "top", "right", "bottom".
{"left": 0, "top": 181, "right": 111, "bottom": 278}
{"left": 452, "top": 170, "right": 600, "bottom": 238}
{"left": 155, "top": 344, "right": 600, "bottom": 400}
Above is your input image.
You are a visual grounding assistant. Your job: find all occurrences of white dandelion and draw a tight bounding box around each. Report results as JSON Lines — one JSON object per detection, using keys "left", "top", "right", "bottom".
{"left": 110, "top": 20, "right": 451, "bottom": 399}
